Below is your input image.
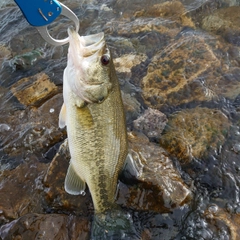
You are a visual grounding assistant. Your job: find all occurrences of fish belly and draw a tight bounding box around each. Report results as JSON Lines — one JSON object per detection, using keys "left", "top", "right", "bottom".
{"left": 66, "top": 87, "right": 127, "bottom": 213}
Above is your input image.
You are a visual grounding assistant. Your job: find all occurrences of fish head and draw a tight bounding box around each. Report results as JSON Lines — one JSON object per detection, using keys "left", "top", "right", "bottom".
{"left": 66, "top": 27, "right": 113, "bottom": 104}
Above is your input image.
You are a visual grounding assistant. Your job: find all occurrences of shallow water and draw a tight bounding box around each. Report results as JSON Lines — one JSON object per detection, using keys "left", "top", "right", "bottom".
{"left": 1, "top": 0, "right": 240, "bottom": 239}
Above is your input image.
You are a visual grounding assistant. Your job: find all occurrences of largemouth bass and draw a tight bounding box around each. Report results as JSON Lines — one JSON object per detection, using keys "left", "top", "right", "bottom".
{"left": 59, "top": 27, "right": 137, "bottom": 239}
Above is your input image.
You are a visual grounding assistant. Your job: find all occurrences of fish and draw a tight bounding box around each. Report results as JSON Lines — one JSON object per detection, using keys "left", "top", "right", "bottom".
{"left": 59, "top": 27, "right": 138, "bottom": 239}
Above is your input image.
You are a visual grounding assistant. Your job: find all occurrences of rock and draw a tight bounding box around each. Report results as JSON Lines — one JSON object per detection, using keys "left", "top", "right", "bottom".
{"left": 0, "top": 93, "right": 66, "bottom": 161}
{"left": 134, "top": 1, "right": 195, "bottom": 28}
{"left": 202, "top": 7, "right": 240, "bottom": 46}
{"left": 142, "top": 27, "right": 240, "bottom": 108}
{"left": 133, "top": 108, "right": 167, "bottom": 139}
{"left": 121, "top": 91, "right": 142, "bottom": 124}
{"left": 117, "top": 132, "right": 192, "bottom": 212}
{"left": 0, "top": 43, "right": 11, "bottom": 66}
{"left": 11, "top": 72, "right": 59, "bottom": 107}
{"left": 204, "top": 206, "right": 240, "bottom": 240}
{"left": 160, "top": 107, "right": 230, "bottom": 164}
{"left": 10, "top": 49, "right": 44, "bottom": 70}
{"left": 114, "top": 53, "right": 147, "bottom": 74}
{"left": 43, "top": 139, "right": 93, "bottom": 215}
{"left": 0, "top": 213, "right": 90, "bottom": 240}
{"left": 114, "top": 0, "right": 194, "bottom": 28}
{"left": 0, "top": 160, "right": 47, "bottom": 225}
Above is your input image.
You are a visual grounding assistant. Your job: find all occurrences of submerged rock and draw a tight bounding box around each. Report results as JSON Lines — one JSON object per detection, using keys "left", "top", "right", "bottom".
{"left": 0, "top": 213, "right": 90, "bottom": 240}
{"left": 202, "top": 6, "right": 240, "bottom": 46}
{"left": 11, "top": 72, "right": 58, "bottom": 107}
{"left": 0, "top": 43, "right": 11, "bottom": 66}
{"left": 160, "top": 107, "right": 230, "bottom": 163}
{"left": 0, "top": 159, "right": 46, "bottom": 225}
{"left": 0, "top": 93, "right": 66, "bottom": 162}
{"left": 10, "top": 49, "right": 44, "bottom": 70}
{"left": 204, "top": 206, "right": 240, "bottom": 240}
{"left": 118, "top": 132, "right": 192, "bottom": 212}
{"left": 133, "top": 108, "right": 167, "bottom": 139}
{"left": 43, "top": 140, "right": 92, "bottom": 215}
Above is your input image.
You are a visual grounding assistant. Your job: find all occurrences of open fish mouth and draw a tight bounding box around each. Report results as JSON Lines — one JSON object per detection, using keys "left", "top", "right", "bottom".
{"left": 68, "top": 27, "right": 105, "bottom": 57}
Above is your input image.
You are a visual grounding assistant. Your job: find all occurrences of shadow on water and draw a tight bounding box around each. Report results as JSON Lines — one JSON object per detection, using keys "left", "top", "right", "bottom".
{"left": 1, "top": 0, "right": 240, "bottom": 239}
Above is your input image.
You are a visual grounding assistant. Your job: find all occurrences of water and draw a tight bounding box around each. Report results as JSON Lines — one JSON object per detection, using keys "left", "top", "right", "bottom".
{"left": 1, "top": 0, "right": 240, "bottom": 239}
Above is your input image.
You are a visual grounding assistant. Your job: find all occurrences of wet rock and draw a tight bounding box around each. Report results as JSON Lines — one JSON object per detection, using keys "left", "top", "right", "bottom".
{"left": 10, "top": 49, "right": 44, "bottom": 70}
{"left": 160, "top": 107, "right": 230, "bottom": 164}
{"left": 142, "top": 27, "right": 240, "bottom": 108}
{"left": 114, "top": 0, "right": 194, "bottom": 28}
{"left": 0, "top": 93, "right": 66, "bottom": 161}
{"left": 202, "top": 6, "right": 240, "bottom": 46}
{"left": 114, "top": 53, "right": 147, "bottom": 75}
{"left": 11, "top": 72, "right": 58, "bottom": 107}
{"left": 141, "top": 29, "right": 219, "bottom": 108}
{"left": 133, "top": 108, "right": 167, "bottom": 139}
{"left": 0, "top": 43, "right": 11, "bottom": 66}
{"left": 0, "top": 213, "right": 90, "bottom": 240}
{"left": 117, "top": 132, "right": 192, "bottom": 212}
{"left": 204, "top": 206, "right": 240, "bottom": 240}
{"left": 121, "top": 91, "right": 142, "bottom": 124}
{"left": 0, "top": 160, "right": 47, "bottom": 225}
{"left": 134, "top": 1, "right": 195, "bottom": 28}
{"left": 43, "top": 139, "right": 93, "bottom": 215}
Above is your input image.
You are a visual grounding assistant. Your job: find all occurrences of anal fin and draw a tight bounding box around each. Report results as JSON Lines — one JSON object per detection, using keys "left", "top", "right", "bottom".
{"left": 64, "top": 163, "right": 86, "bottom": 195}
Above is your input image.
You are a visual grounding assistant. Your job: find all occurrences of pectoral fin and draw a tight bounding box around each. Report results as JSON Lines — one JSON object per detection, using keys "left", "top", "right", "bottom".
{"left": 120, "top": 151, "right": 143, "bottom": 182}
{"left": 64, "top": 163, "right": 86, "bottom": 195}
{"left": 59, "top": 103, "right": 66, "bottom": 128}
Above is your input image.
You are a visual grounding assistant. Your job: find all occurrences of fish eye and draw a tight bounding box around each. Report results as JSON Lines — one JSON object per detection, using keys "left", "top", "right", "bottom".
{"left": 101, "top": 55, "right": 110, "bottom": 66}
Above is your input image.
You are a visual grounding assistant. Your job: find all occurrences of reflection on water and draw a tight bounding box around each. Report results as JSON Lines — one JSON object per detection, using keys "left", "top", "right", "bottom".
{"left": 1, "top": 0, "right": 240, "bottom": 239}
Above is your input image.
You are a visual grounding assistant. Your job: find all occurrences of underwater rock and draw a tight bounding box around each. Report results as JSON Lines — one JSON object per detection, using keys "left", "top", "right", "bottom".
{"left": 121, "top": 91, "right": 142, "bottom": 124}
{"left": 0, "top": 213, "right": 90, "bottom": 240}
{"left": 11, "top": 72, "right": 58, "bottom": 107}
{"left": 142, "top": 26, "right": 240, "bottom": 108}
{"left": 160, "top": 107, "right": 230, "bottom": 164}
{"left": 43, "top": 139, "right": 93, "bottom": 215}
{"left": 0, "top": 43, "right": 11, "bottom": 66}
{"left": 10, "top": 49, "right": 44, "bottom": 70}
{"left": 0, "top": 159, "right": 46, "bottom": 225}
{"left": 114, "top": 53, "right": 148, "bottom": 75}
{"left": 202, "top": 6, "right": 240, "bottom": 46}
{"left": 114, "top": 0, "right": 194, "bottom": 27}
{"left": 134, "top": 0, "right": 195, "bottom": 27}
{"left": 117, "top": 132, "right": 192, "bottom": 212}
{"left": 133, "top": 108, "right": 167, "bottom": 139}
{"left": 0, "top": 93, "right": 66, "bottom": 160}
{"left": 204, "top": 205, "right": 240, "bottom": 240}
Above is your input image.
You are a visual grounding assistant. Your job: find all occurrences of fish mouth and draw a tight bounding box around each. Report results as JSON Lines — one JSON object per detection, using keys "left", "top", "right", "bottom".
{"left": 68, "top": 27, "right": 105, "bottom": 57}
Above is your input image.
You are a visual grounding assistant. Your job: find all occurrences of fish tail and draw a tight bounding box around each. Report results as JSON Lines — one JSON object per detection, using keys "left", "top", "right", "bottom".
{"left": 90, "top": 209, "right": 140, "bottom": 240}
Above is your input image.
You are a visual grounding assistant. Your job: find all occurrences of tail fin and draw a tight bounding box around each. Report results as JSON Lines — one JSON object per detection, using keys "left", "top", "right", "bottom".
{"left": 91, "top": 209, "right": 139, "bottom": 240}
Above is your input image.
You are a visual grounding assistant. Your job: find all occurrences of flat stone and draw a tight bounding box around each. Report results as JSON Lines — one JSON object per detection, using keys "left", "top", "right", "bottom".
{"left": 11, "top": 72, "right": 58, "bottom": 107}
{"left": 160, "top": 107, "right": 230, "bottom": 163}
